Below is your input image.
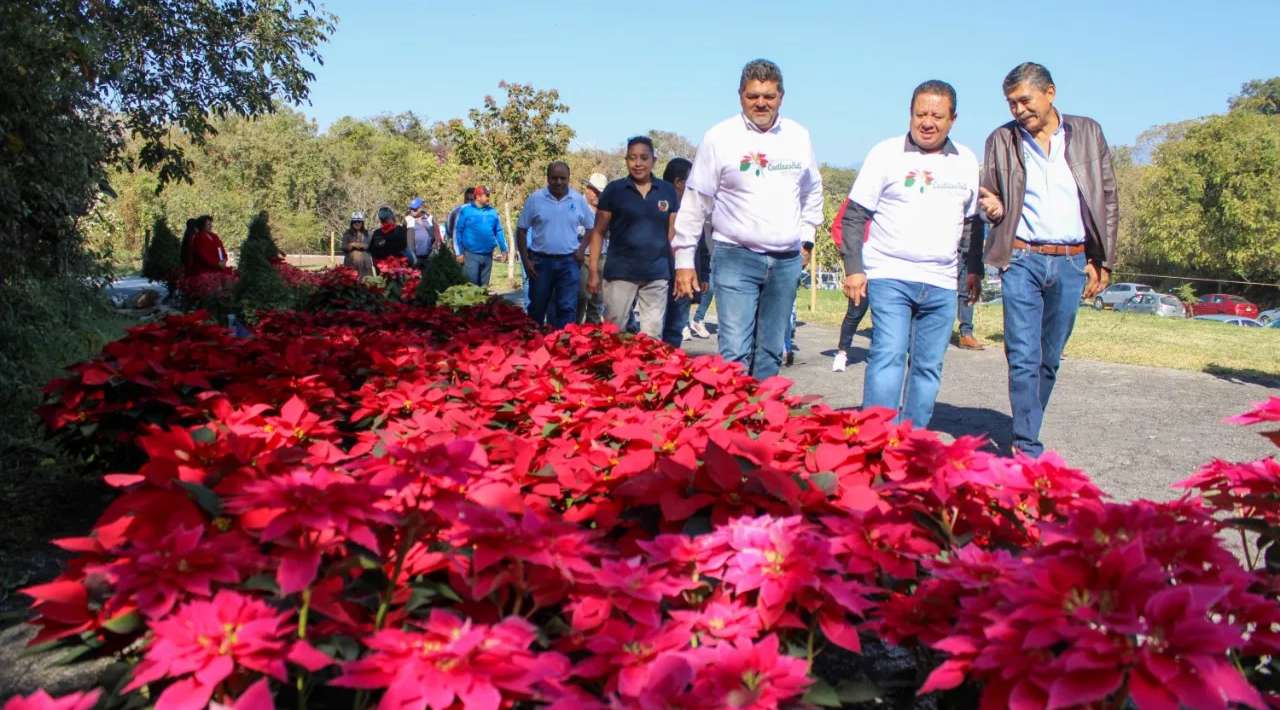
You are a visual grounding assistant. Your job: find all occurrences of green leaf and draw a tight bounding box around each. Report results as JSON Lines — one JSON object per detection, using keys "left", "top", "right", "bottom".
{"left": 531, "top": 464, "right": 556, "bottom": 478}
{"left": 803, "top": 680, "right": 842, "bottom": 707}
{"left": 101, "top": 610, "right": 142, "bottom": 635}
{"left": 242, "top": 573, "right": 281, "bottom": 594}
{"left": 176, "top": 480, "right": 222, "bottom": 517}
{"left": 542, "top": 422, "right": 560, "bottom": 437}
{"left": 810, "top": 472, "right": 839, "bottom": 496}
{"left": 190, "top": 426, "right": 217, "bottom": 444}
{"left": 836, "top": 679, "right": 885, "bottom": 703}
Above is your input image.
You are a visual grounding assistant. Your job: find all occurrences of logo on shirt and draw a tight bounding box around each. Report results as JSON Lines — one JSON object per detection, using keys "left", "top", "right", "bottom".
{"left": 657, "top": 200, "right": 670, "bottom": 213}
{"left": 903, "top": 170, "right": 934, "bottom": 193}
{"left": 739, "top": 152, "right": 769, "bottom": 176}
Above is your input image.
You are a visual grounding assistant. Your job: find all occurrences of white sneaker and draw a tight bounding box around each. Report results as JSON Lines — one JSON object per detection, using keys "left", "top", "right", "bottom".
{"left": 831, "top": 351, "right": 848, "bottom": 372}
{"left": 682, "top": 326, "right": 692, "bottom": 341}
{"left": 689, "top": 320, "right": 711, "bottom": 338}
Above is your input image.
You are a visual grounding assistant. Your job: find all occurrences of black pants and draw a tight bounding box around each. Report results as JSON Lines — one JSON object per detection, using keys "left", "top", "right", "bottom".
{"left": 837, "top": 296, "right": 871, "bottom": 354}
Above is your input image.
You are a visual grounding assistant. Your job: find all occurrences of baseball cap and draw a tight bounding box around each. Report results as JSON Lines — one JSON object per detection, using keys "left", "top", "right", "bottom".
{"left": 350, "top": 211, "right": 365, "bottom": 222}
{"left": 409, "top": 197, "right": 424, "bottom": 210}
{"left": 585, "top": 173, "right": 607, "bottom": 193}
{"left": 474, "top": 185, "right": 489, "bottom": 197}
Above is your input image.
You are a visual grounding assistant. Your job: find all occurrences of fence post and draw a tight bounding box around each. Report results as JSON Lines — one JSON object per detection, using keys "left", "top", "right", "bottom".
{"left": 329, "top": 231, "right": 336, "bottom": 265}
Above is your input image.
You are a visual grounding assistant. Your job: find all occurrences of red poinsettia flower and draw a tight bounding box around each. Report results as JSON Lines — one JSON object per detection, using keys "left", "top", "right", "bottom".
{"left": 2, "top": 689, "right": 101, "bottom": 710}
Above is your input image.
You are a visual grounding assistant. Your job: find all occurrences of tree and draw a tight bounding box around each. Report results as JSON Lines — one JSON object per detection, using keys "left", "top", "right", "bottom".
{"left": 647, "top": 130, "right": 698, "bottom": 162}
{"left": 141, "top": 217, "right": 181, "bottom": 286}
{"left": 814, "top": 166, "right": 857, "bottom": 273}
{"left": 1229, "top": 77, "right": 1280, "bottom": 116}
{"left": 0, "top": 0, "right": 333, "bottom": 278}
{"left": 233, "top": 211, "right": 291, "bottom": 320}
{"left": 1133, "top": 110, "right": 1280, "bottom": 282}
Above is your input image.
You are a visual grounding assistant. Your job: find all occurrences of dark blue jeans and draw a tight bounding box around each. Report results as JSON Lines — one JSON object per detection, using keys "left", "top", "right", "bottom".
{"left": 527, "top": 253, "right": 579, "bottom": 329}
{"left": 862, "top": 279, "right": 956, "bottom": 427}
{"left": 463, "top": 251, "right": 494, "bottom": 288}
{"left": 1001, "top": 248, "right": 1088, "bottom": 456}
{"left": 956, "top": 261, "right": 975, "bottom": 337}
{"left": 712, "top": 243, "right": 803, "bottom": 380}
{"left": 662, "top": 293, "right": 691, "bottom": 347}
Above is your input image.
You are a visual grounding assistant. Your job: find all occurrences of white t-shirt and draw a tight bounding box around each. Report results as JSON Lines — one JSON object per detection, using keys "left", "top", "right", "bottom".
{"left": 850, "top": 135, "right": 979, "bottom": 290}
{"left": 673, "top": 113, "right": 823, "bottom": 268}
{"left": 406, "top": 213, "right": 436, "bottom": 256}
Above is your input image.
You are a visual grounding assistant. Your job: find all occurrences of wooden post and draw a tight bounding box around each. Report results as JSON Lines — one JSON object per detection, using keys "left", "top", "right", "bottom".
{"left": 329, "top": 231, "right": 336, "bottom": 265}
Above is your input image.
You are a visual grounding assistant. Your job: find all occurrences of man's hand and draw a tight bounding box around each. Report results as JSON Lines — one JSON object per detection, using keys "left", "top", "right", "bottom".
{"left": 587, "top": 269, "right": 602, "bottom": 296}
{"left": 842, "top": 273, "right": 867, "bottom": 306}
{"left": 574, "top": 246, "right": 586, "bottom": 265}
{"left": 965, "top": 272, "right": 981, "bottom": 305}
{"left": 495, "top": 253, "right": 507, "bottom": 263}
{"left": 1083, "top": 262, "right": 1110, "bottom": 299}
{"left": 674, "top": 268, "right": 701, "bottom": 299}
{"left": 522, "top": 255, "right": 537, "bottom": 281}
{"left": 455, "top": 254, "right": 465, "bottom": 265}
{"left": 978, "top": 187, "right": 1004, "bottom": 222}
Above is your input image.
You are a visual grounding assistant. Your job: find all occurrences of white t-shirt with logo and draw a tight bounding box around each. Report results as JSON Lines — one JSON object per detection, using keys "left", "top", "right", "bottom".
{"left": 850, "top": 135, "right": 979, "bottom": 290}
{"left": 679, "top": 114, "right": 823, "bottom": 264}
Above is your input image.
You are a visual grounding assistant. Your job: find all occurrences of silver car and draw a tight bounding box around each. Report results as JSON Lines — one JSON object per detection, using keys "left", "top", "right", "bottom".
{"left": 1194, "top": 315, "right": 1263, "bottom": 327}
{"left": 1092, "top": 282, "right": 1152, "bottom": 310}
{"left": 1259, "top": 308, "right": 1280, "bottom": 326}
{"left": 1116, "top": 292, "right": 1186, "bottom": 318}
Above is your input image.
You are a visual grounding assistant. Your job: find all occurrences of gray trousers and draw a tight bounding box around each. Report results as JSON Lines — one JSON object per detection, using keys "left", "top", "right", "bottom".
{"left": 603, "top": 278, "right": 669, "bottom": 339}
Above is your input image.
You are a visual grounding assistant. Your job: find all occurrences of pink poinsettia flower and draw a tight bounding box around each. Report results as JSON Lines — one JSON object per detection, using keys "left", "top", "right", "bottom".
{"left": 332, "top": 610, "right": 568, "bottom": 710}
{"left": 2, "top": 689, "right": 101, "bottom": 710}
{"left": 691, "top": 634, "right": 811, "bottom": 708}
{"left": 86, "top": 525, "right": 262, "bottom": 618}
{"left": 1228, "top": 396, "right": 1280, "bottom": 426}
{"left": 670, "top": 592, "right": 761, "bottom": 647}
{"left": 226, "top": 466, "right": 395, "bottom": 593}
{"left": 125, "top": 590, "right": 292, "bottom": 710}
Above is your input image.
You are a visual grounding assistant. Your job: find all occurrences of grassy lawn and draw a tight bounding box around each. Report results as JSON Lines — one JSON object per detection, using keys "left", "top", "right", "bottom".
{"left": 794, "top": 287, "right": 1280, "bottom": 384}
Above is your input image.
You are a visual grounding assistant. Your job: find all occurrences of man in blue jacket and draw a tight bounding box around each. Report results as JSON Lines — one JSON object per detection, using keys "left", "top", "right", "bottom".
{"left": 452, "top": 186, "right": 508, "bottom": 288}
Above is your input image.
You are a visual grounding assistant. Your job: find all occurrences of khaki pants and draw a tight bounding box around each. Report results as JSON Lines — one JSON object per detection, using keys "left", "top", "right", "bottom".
{"left": 603, "top": 278, "right": 668, "bottom": 339}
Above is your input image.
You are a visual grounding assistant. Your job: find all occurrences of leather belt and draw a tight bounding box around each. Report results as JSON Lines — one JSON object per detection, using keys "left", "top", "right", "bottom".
{"left": 528, "top": 250, "right": 576, "bottom": 258}
{"left": 1013, "top": 238, "right": 1085, "bottom": 256}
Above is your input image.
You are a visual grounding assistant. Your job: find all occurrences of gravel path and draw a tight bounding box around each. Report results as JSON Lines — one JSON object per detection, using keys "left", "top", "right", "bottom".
{"left": 681, "top": 317, "right": 1277, "bottom": 503}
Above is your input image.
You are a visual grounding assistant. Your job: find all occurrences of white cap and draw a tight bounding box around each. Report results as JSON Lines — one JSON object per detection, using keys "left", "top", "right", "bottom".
{"left": 350, "top": 211, "right": 365, "bottom": 222}
{"left": 585, "top": 173, "right": 607, "bottom": 192}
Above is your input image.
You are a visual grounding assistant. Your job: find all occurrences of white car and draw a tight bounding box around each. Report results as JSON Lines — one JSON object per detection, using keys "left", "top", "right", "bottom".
{"left": 1194, "top": 315, "right": 1263, "bottom": 327}
{"left": 1092, "top": 283, "right": 1152, "bottom": 310}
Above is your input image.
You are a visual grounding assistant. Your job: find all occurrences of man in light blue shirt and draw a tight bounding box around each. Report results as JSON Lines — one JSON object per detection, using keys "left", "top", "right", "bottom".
{"left": 1015, "top": 118, "right": 1086, "bottom": 245}
{"left": 516, "top": 161, "right": 595, "bottom": 328}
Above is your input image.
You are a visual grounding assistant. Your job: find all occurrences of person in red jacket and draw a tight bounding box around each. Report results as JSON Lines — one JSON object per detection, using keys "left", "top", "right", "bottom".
{"left": 185, "top": 215, "right": 228, "bottom": 276}
{"left": 831, "top": 200, "right": 871, "bottom": 372}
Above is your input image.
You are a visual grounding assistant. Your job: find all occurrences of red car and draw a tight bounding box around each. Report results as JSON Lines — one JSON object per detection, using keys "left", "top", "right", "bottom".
{"left": 1192, "top": 293, "right": 1260, "bottom": 318}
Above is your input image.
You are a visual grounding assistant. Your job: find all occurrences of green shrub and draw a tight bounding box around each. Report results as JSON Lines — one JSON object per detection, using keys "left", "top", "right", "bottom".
{"left": 141, "top": 216, "right": 182, "bottom": 286}
{"left": 438, "top": 283, "right": 490, "bottom": 310}
{"left": 232, "top": 211, "right": 292, "bottom": 321}
{"left": 415, "top": 246, "right": 469, "bottom": 307}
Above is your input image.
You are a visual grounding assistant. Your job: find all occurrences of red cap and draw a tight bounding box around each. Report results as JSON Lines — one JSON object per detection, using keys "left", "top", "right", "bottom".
{"left": 474, "top": 185, "right": 488, "bottom": 197}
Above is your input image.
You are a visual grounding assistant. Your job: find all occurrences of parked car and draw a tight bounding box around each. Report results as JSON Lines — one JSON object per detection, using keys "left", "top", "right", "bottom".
{"left": 1194, "top": 315, "right": 1263, "bottom": 327}
{"left": 1269, "top": 319, "right": 1280, "bottom": 330}
{"left": 1258, "top": 308, "right": 1280, "bottom": 326}
{"left": 1115, "top": 292, "right": 1186, "bottom": 318}
{"left": 1092, "top": 283, "right": 1152, "bottom": 310}
{"left": 1191, "top": 293, "right": 1260, "bottom": 318}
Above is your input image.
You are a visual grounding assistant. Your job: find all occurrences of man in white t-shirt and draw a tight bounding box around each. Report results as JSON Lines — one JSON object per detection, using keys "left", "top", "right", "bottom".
{"left": 672, "top": 58, "right": 824, "bottom": 380}
{"left": 405, "top": 197, "right": 441, "bottom": 266}
{"left": 840, "top": 80, "right": 983, "bottom": 427}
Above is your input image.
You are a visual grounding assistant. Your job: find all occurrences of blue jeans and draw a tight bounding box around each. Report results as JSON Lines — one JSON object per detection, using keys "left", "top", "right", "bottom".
{"left": 784, "top": 303, "right": 797, "bottom": 353}
{"left": 527, "top": 253, "right": 579, "bottom": 329}
{"left": 712, "top": 243, "right": 803, "bottom": 380}
{"left": 463, "top": 251, "right": 494, "bottom": 287}
{"left": 693, "top": 244, "right": 715, "bottom": 322}
{"left": 956, "top": 262, "right": 975, "bottom": 337}
{"left": 662, "top": 293, "right": 691, "bottom": 347}
{"left": 1001, "top": 249, "right": 1088, "bottom": 456}
{"left": 862, "top": 279, "right": 957, "bottom": 427}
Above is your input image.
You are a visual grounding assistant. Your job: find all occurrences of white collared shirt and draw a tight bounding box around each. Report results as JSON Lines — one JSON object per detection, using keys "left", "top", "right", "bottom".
{"left": 672, "top": 113, "right": 824, "bottom": 269}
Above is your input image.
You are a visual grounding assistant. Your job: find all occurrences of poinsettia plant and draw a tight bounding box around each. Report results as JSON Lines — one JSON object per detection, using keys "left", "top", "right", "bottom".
{"left": 20, "top": 279, "right": 1280, "bottom": 709}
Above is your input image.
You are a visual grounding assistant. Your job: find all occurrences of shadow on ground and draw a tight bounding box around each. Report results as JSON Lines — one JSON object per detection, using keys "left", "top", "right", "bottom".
{"left": 929, "top": 403, "right": 1011, "bottom": 454}
{"left": 1204, "top": 363, "right": 1280, "bottom": 389}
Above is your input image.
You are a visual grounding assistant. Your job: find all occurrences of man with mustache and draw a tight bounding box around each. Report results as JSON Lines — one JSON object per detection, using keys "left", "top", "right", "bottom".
{"left": 976, "top": 62, "right": 1118, "bottom": 457}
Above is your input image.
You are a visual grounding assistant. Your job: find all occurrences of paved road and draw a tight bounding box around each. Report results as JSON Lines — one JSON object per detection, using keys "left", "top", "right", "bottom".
{"left": 680, "top": 317, "right": 1277, "bottom": 503}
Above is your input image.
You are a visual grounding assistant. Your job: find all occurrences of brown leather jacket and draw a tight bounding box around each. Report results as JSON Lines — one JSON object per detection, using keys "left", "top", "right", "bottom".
{"left": 980, "top": 113, "right": 1119, "bottom": 269}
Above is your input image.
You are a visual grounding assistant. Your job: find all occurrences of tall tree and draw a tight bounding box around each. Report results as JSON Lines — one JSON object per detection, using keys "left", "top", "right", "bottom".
{"left": 1229, "top": 77, "right": 1280, "bottom": 116}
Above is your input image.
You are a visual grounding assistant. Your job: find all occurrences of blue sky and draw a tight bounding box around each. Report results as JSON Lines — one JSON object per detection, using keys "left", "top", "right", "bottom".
{"left": 296, "top": 0, "right": 1280, "bottom": 167}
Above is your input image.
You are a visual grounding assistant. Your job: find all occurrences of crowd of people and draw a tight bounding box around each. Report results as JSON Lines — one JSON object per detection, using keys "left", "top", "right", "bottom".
{"left": 195, "top": 57, "right": 1116, "bottom": 458}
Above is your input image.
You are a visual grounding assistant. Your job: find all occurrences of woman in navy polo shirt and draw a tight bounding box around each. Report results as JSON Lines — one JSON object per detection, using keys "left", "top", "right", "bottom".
{"left": 585, "top": 136, "right": 680, "bottom": 339}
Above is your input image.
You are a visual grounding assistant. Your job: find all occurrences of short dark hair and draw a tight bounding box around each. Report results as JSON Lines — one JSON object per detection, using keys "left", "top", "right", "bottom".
{"left": 546, "top": 160, "right": 570, "bottom": 176}
{"left": 662, "top": 157, "right": 692, "bottom": 183}
{"left": 740, "top": 58, "right": 784, "bottom": 93}
{"left": 464, "top": 187, "right": 476, "bottom": 200}
{"left": 626, "top": 135, "right": 655, "bottom": 157}
{"left": 911, "top": 80, "right": 957, "bottom": 117}
{"left": 196, "top": 214, "right": 213, "bottom": 230}
{"left": 1003, "top": 62, "right": 1054, "bottom": 95}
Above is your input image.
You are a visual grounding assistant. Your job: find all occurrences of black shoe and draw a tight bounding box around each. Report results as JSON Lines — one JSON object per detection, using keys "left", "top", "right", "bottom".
{"left": 784, "top": 350, "right": 795, "bottom": 367}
